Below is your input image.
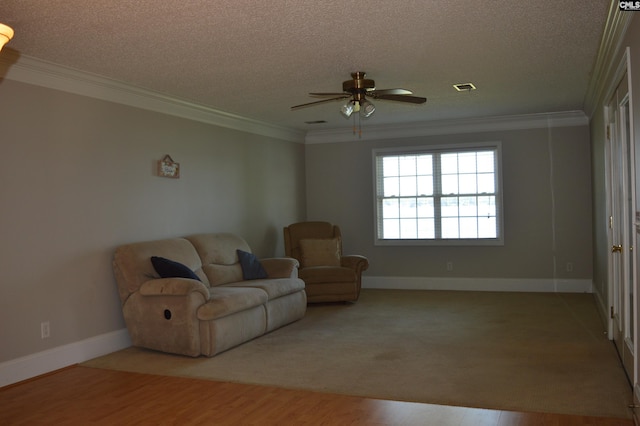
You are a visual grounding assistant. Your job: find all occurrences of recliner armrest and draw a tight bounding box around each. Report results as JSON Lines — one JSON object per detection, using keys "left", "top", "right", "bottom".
{"left": 139, "top": 278, "right": 210, "bottom": 300}
{"left": 341, "top": 255, "right": 369, "bottom": 272}
{"left": 260, "top": 257, "right": 300, "bottom": 279}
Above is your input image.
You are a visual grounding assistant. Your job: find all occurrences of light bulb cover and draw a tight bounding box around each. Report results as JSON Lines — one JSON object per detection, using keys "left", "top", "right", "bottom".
{"left": 340, "top": 101, "right": 354, "bottom": 118}
{"left": 360, "top": 99, "right": 375, "bottom": 118}
{"left": 0, "top": 23, "right": 14, "bottom": 52}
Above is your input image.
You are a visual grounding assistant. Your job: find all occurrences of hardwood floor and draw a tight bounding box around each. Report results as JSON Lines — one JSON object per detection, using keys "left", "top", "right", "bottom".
{"left": 0, "top": 365, "right": 633, "bottom": 425}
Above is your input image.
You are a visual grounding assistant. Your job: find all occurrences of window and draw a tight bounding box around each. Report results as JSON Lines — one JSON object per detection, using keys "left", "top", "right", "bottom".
{"left": 373, "top": 142, "right": 503, "bottom": 246}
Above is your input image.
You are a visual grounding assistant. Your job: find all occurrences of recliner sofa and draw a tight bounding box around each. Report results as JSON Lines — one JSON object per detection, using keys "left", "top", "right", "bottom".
{"left": 112, "top": 232, "right": 307, "bottom": 357}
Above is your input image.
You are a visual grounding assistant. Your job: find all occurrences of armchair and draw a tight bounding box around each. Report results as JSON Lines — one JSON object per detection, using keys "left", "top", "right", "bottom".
{"left": 283, "top": 221, "right": 369, "bottom": 303}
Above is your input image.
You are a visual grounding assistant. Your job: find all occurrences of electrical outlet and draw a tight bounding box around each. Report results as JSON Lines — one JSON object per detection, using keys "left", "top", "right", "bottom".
{"left": 41, "top": 321, "right": 50, "bottom": 339}
{"left": 566, "top": 262, "right": 574, "bottom": 272}
{"left": 446, "top": 261, "right": 453, "bottom": 272}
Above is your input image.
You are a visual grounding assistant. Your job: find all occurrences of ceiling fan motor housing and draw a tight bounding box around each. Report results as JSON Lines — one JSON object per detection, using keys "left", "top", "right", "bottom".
{"left": 343, "top": 72, "right": 375, "bottom": 102}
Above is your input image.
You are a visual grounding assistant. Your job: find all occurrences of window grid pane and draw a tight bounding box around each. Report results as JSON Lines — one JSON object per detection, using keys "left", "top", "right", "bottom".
{"left": 376, "top": 147, "right": 499, "bottom": 242}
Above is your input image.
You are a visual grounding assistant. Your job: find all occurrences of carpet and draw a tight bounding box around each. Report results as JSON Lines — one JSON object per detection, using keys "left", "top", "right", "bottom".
{"left": 83, "top": 289, "right": 633, "bottom": 419}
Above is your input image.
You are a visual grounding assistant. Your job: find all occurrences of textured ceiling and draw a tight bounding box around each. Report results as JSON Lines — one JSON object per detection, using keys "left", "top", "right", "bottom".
{"left": 0, "top": 1, "right": 610, "bottom": 132}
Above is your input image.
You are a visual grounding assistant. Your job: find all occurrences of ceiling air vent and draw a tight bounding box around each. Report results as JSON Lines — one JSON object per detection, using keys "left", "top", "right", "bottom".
{"left": 453, "top": 83, "right": 476, "bottom": 92}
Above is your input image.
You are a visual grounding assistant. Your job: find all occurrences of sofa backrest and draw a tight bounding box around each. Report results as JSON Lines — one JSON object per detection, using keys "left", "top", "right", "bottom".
{"left": 186, "top": 233, "right": 251, "bottom": 286}
{"left": 113, "top": 237, "right": 208, "bottom": 305}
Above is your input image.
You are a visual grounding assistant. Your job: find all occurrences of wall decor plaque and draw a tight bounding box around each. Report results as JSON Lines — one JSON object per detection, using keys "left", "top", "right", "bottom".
{"left": 157, "top": 155, "right": 180, "bottom": 178}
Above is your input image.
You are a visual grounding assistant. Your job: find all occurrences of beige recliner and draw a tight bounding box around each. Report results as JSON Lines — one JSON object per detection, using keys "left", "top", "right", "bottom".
{"left": 112, "top": 233, "right": 307, "bottom": 357}
{"left": 283, "top": 221, "right": 369, "bottom": 303}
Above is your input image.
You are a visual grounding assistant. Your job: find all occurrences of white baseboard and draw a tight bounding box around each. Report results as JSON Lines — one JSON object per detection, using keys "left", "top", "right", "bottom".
{"left": 634, "top": 384, "right": 640, "bottom": 421}
{"left": 593, "top": 288, "right": 613, "bottom": 339}
{"left": 362, "top": 276, "right": 593, "bottom": 293}
{"left": 0, "top": 328, "right": 131, "bottom": 388}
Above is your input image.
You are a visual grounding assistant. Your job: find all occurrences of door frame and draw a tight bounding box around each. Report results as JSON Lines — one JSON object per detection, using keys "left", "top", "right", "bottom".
{"left": 604, "top": 46, "right": 636, "bottom": 387}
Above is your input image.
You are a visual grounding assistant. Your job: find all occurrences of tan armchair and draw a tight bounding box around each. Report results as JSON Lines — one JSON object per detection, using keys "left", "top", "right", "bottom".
{"left": 284, "top": 221, "right": 369, "bottom": 303}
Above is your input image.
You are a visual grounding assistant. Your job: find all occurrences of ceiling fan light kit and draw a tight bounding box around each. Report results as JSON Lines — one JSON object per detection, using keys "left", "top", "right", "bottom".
{"left": 291, "top": 71, "right": 427, "bottom": 125}
{"left": 340, "top": 99, "right": 376, "bottom": 119}
{"left": 0, "top": 23, "right": 14, "bottom": 52}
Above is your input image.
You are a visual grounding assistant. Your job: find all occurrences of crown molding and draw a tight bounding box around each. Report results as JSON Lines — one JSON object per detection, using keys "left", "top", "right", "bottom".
{"left": 0, "top": 53, "right": 592, "bottom": 145}
{"left": 304, "top": 111, "right": 589, "bottom": 144}
{"left": 0, "top": 53, "right": 306, "bottom": 143}
{"left": 583, "top": 1, "right": 633, "bottom": 118}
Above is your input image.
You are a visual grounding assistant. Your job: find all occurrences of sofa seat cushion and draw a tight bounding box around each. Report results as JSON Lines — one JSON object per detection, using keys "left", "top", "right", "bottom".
{"left": 225, "top": 278, "right": 305, "bottom": 300}
{"left": 299, "top": 266, "right": 356, "bottom": 284}
{"left": 197, "top": 287, "right": 267, "bottom": 321}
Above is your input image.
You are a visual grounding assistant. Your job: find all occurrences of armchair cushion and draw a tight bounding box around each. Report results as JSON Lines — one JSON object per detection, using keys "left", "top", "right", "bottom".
{"left": 299, "top": 266, "right": 356, "bottom": 284}
{"left": 299, "top": 238, "right": 341, "bottom": 267}
{"left": 151, "top": 256, "right": 201, "bottom": 281}
{"left": 237, "top": 249, "right": 268, "bottom": 280}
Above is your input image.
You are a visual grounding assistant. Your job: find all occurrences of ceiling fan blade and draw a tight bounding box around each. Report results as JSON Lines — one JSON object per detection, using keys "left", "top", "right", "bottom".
{"left": 309, "top": 92, "right": 349, "bottom": 97}
{"left": 291, "top": 96, "right": 349, "bottom": 110}
{"left": 375, "top": 94, "right": 427, "bottom": 104}
{"left": 368, "top": 88, "right": 413, "bottom": 96}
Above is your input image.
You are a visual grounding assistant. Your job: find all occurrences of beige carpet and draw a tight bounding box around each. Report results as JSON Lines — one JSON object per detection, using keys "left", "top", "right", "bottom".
{"left": 84, "top": 289, "right": 633, "bottom": 419}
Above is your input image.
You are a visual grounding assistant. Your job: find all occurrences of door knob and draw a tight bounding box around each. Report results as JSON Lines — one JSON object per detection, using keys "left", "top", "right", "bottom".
{"left": 612, "top": 244, "right": 623, "bottom": 253}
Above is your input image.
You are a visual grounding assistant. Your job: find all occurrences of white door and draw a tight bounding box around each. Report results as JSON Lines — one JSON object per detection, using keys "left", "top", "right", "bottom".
{"left": 607, "top": 71, "right": 635, "bottom": 382}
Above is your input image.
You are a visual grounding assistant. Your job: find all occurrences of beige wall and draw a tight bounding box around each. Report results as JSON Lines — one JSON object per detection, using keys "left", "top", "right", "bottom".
{"left": 0, "top": 80, "right": 306, "bottom": 362}
{"left": 305, "top": 125, "right": 592, "bottom": 282}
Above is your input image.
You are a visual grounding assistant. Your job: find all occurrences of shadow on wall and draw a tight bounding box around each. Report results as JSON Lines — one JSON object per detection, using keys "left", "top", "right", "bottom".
{"left": 263, "top": 225, "right": 280, "bottom": 258}
{"left": 0, "top": 48, "right": 20, "bottom": 83}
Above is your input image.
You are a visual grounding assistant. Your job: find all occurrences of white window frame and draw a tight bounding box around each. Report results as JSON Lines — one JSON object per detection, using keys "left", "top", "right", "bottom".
{"left": 372, "top": 142, "right": 504, "bottom": 246}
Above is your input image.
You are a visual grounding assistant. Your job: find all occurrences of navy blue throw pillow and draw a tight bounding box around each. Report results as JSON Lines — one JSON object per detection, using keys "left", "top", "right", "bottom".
{"left": 237, "top": 249, "right": 268, "bottom": 280}
{"left": 150, "top": 256, "right": 201, "bottom": 281}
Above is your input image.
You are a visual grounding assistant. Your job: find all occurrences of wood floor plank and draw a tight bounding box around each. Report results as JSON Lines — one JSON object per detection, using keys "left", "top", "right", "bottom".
{"left": 0, "top": 366, "right": 633, "bottom": 425}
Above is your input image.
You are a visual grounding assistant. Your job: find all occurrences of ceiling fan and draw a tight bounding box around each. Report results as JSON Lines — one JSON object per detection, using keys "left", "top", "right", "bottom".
{"left": 291, "top": 71, "right": 427, "bottom": 118}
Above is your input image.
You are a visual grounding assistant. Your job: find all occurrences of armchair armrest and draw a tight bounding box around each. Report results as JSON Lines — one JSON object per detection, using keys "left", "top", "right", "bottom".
{"left": 260, "top": 257, "right": 300, "bottom": 279}
{"left": 341, "top": 255, "right": 369, "bottom": 273}
{"left": 139, "top": 278, "right": 210, "bottom": 300}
